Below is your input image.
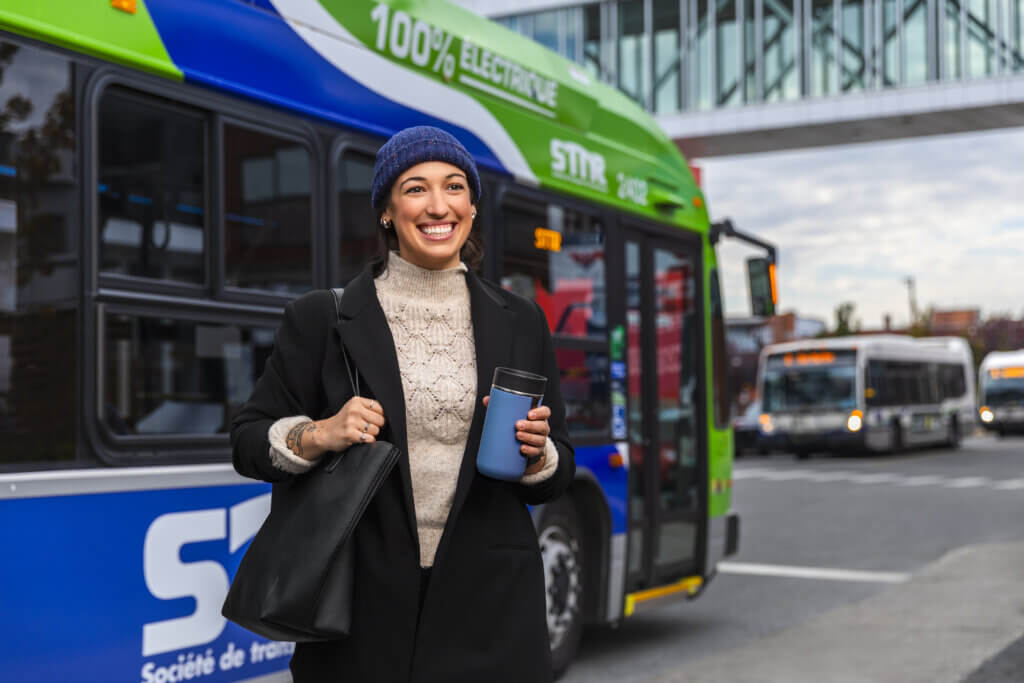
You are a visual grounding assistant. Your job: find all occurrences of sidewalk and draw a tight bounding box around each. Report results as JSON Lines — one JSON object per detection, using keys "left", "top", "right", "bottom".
{"left": 652, "top": 542, "right": 1024, "bottom": 683}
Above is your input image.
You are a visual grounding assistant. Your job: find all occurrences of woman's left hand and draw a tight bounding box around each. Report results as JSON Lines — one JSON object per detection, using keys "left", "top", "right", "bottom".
{"left": 482, "top": 397, "right": 551, "bottom": 474}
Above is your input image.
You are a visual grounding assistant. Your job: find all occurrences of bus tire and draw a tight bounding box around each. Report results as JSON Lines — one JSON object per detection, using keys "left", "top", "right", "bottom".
{"left": 946, "top": 418, "right": 961, "bottom": 449}
{"left": 889, "top": 421, "right": 904, "bottom": 453}
{"left": 538, "top": 497, "right": 584, "bottom": 680}
{"left": 793, "top": 449, "right": 811, "bottom": 460}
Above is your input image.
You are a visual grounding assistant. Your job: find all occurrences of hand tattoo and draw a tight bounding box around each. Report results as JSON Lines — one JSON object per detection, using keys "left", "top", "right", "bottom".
{"left": 285, "top": 421, "right": 317, "bottom": 459}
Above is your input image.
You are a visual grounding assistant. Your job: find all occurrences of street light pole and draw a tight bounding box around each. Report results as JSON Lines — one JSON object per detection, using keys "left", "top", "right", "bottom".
{"left": 904, "top": 276, "right": 919, "bottom": 325}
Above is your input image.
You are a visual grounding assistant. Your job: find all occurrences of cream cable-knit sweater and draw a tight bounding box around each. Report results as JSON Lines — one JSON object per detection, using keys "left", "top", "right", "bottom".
{"left": 267, "top": 253, "right": 558, "bottom": 567}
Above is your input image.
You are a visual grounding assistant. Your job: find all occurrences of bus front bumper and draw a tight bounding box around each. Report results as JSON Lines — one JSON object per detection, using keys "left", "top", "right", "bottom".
{"left": 761, "top": 429, "right": 866, "bottom": 453}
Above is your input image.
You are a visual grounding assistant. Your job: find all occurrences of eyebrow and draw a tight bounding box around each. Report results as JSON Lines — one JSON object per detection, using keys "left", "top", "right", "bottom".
{"left": 399, "top": 173, "right": 468, "bottom": 188}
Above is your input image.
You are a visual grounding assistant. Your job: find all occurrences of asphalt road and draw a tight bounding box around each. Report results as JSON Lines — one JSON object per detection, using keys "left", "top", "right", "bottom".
{"left": 562, "top": 434, "right": 1024, "bottom": 683}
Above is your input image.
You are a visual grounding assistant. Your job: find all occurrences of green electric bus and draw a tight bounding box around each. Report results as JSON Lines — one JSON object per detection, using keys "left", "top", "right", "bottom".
{"left": 0, "top": 1, "right": 774, "bottom": 679}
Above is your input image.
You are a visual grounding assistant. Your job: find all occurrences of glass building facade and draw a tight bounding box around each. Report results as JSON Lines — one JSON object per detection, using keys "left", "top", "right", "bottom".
{"left": 490, "top": 0, "right": 1024, "bottom": 112}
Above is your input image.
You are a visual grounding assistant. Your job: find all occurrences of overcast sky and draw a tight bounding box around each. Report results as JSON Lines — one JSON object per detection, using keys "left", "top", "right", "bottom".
{"left": 700, "top": 126, "right": 1024, "bottom": 331}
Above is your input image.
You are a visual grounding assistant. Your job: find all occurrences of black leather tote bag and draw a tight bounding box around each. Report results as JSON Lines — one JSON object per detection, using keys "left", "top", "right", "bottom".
{"left": 222, "top": 288, "right": 400, "bottom": 642}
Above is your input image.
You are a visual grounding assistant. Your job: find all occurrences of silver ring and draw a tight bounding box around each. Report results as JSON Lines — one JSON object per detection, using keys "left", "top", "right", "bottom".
{"left": 359, "top": 433, "right": 366, "bottom": 443}
{"left": 367, "top": 400, "right": 375, "bottom": 410}
{"left": 362, "top": 422, "right": 370, "bottom": 433}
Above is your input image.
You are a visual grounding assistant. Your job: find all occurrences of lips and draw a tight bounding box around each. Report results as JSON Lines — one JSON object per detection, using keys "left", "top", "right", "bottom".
{"left": 417, "top": 222, "right": 456, "bottom": 240}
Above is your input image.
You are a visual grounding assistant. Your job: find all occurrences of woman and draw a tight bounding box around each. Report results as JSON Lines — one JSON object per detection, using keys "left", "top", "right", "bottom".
{"left": 230, "top": 125, "right": 575, "bottom": 682}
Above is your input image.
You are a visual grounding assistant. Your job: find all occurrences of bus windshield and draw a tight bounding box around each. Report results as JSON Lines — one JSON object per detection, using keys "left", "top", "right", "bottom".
{"left": 762, "top": 350, "right": 857, "bottom": 412}
{"left": 983, "top": 369, "right": 1024, "bottom": 405}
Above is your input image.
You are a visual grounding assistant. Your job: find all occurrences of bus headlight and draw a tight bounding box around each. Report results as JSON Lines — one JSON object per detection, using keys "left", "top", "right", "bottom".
{"left": 980, "top": 406, "right": 994, "bottom": 423}
{"left": 847, "top": 410, "right": 863, "bottom": 432}
{"left": 759, "top": 414, "right": 774, "bottom": 434}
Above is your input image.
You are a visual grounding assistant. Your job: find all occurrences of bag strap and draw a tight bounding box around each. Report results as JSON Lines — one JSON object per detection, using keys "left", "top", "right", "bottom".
{"left": 329, "top": 287, "right": 360, "bottom": 398}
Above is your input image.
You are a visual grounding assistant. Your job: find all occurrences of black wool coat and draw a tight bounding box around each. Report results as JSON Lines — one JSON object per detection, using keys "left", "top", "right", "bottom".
{"left": 230, "top": 266, "right": 575, "bottom": 683}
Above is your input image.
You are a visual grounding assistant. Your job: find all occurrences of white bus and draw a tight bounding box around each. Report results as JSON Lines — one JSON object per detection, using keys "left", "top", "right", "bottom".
{"left": 978, "top": 349, "right": 1024, "bottom": 436}
{"left": 757, "top": 335, "right": 975, "bottom": 457}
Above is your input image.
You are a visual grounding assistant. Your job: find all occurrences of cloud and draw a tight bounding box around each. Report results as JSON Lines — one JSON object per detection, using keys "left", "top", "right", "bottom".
{"left": 700, "top": 127, "right": 1024, "bottom": 329}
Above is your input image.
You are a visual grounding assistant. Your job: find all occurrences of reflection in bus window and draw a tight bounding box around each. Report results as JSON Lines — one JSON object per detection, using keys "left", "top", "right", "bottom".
{"left": 0, "top": 40, "right": 78, "bottom": 465}
{"left": 555, "top": 347, "right": 610, "bottom": 436}
{"left": 99, "top": 90, "right": 205, "bottom": 283}
{"left": 652, "top": 248, "right": 699, "bottom": 533}
{"left": 102, "top": 314, "right": 274, "bottom": 437}
{"left": 223, "top": 124, "right": 311, "bottom": 294}
{"left": 625, "top": 241, "right": 645, "bottom": 575}
{"left": 500, "top": 201, "right": 605, "bottom": 339}
{"left": 336, "top": 153, "right": 378, "bottom": 285}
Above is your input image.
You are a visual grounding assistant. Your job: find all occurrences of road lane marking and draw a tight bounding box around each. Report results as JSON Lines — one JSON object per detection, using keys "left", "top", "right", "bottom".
{"left": 943, "top": 476, "right": 990, "bottom": 488}
{"left": 718, "top": 561, "right": 911, "bottom": 584}
{"left": 896, "top": 475, "right": 943, "bottom": 486}
{"left": 735, "top": 467, "right": 1021, "bottom": 493}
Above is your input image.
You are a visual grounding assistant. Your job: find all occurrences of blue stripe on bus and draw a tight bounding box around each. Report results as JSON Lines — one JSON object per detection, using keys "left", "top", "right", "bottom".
{"left": 225, "top": 213, "right": 265, "bottom": 226}
{"left": 146, "top": 0, "right": 511, "bottom": 177}
{"left": 128, "top": 194, "right": 153, "bottom": 206}
{"left": 0, "top": 164, "right": 17, "bottom": 177}
{"left": 176, "top": 203, "right": 204, "bottom": 215}
{"left": 575, "top": 444, "right": 628, "bottom": 535}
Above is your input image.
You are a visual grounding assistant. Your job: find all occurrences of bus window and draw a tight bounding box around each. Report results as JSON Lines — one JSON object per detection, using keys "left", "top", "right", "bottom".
{"left": 99, "top": 90, "right": 206, "bottom": 284}
{"left": 0, "top": 40, "right": 79, "bottom": 466}
{"left": 101, "top": 313, "right": 275, "bottom": 437}
{"left": 223, "top": 123, "right": 312, "bottom": 295}
{"left": 709, "top": 268, "right": 729, "bottom": 428}
{"left": 336, "top": 152, "right": 378, "bottom": 285}
{"left": 500, "top": 199, "right": 606, "bottom": 340}
{"left": 555, "top": 347, "right": 611, "bottom": 436}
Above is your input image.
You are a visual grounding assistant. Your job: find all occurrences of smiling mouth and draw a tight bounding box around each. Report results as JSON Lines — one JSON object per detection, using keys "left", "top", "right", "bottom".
{"left": 417, "top": 222, "right": 456, "bottom": 239}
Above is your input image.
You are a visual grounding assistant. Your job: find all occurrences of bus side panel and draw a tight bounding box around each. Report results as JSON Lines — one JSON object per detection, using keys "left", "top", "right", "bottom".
{"left": 573, "top": 444, "right": 628, "bottom": 535}
{"left": 0, "top": 483, "right": 291, "bottom": 683}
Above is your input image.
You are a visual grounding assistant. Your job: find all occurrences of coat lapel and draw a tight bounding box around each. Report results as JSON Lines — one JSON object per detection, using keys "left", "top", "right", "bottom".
{"left": 334, "top": 269, "right": 418, "bottom": 544}
{"left": 437, "top": 271, "right": 515, "bottom": 560}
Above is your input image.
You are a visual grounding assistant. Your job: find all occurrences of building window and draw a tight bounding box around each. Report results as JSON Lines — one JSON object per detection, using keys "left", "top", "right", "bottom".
{"left": 618, "top": 0, "right": 651, "bottom": 106}
{"left": 654, "top": 0, "right": 682, "bottom": 112}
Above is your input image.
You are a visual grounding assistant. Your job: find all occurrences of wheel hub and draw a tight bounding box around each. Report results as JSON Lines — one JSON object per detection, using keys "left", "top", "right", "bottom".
{"left": 539, "top": 524, "right": 580, "bottom": 649}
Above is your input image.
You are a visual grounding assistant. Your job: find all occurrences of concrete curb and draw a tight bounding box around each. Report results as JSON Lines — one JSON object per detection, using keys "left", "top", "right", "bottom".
{"left": 652, "top": 543, "right": 1024, "bottom": 683}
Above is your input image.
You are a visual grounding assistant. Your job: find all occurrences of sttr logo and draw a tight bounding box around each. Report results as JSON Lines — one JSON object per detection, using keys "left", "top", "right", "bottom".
{"left": 142, "top": 494, "right": 271, "bottom": 656}
{"left": 550, "top": 139, "right": 607, "bottom": 191}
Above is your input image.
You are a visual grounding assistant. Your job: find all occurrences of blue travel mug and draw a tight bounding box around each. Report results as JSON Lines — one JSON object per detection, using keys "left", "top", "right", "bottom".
{"left": 477, "top": 367, "right": 547, "bottom": 481}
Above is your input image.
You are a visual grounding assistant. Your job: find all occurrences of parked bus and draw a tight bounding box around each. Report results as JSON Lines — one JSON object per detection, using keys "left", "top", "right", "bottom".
{"left": 978, "top": 349, "right": 1024, "bottom": 435}
{"left": 757, "top": 336, "right": 974, "bottom": 458}
{"left": 0, "top": 1, "right": 773, "bottom": 680}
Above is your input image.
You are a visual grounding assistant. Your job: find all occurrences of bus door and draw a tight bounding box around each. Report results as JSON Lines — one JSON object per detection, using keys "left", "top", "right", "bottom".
{"left": 622, "top": 230, "right": 704, "bottom": 590}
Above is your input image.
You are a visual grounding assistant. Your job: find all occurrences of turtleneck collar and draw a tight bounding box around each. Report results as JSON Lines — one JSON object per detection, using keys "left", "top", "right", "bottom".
{"left": 375, "top": 251, "right": 468, "bottom": 302}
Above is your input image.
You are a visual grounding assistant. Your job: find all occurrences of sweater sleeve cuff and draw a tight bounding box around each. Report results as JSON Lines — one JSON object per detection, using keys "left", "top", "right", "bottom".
{"left": 267, "top": 416, "right": 318, "bottom": 474}
{"left": 520, "top": 438, "right": 559, "bottom": 485}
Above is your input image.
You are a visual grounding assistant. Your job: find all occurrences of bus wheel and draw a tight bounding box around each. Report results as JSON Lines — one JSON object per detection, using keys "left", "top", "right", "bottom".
{"left": 946, "top": 418, "right": 961, "bottom": 449}
{"left": 538, "top": 498, "right": 584, "bottom": 679}
{"left": 890, "top": 422, "right": 904, "bottom": 453}
{"left": 793, "top": 450, "right": 811, "bottom": 460}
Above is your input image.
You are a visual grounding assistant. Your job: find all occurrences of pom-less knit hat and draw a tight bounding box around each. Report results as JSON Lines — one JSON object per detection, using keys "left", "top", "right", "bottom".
{"left": 371, "top": 125, "right": 482, "bottom": 209}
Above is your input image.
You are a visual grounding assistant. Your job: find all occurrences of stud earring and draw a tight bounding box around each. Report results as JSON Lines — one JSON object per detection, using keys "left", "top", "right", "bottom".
{"left": 380, "top": 218, "right": 391, "bottom": 229}
{"left": 471, "top": 212, "right": 477, "bottom": 219}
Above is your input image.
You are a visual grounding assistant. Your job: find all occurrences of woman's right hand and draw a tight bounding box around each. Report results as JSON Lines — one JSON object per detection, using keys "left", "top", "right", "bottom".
{"left": 313, "top": 397, "right": 387, "bottom": 453}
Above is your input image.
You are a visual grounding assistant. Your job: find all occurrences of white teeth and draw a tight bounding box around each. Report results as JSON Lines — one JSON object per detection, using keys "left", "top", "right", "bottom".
{"left": 421, "top": 224, "right": 455, "bottom": 235}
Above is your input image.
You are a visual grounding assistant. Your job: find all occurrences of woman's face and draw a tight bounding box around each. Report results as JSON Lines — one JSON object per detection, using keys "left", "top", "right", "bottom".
{"left": 382, "top": 160, "right": 476, "bottom": 271}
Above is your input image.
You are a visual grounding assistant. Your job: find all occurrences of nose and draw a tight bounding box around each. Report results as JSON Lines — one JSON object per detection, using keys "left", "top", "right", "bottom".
{"left": 425, "top": 189, "right": 448, "bottom": 218}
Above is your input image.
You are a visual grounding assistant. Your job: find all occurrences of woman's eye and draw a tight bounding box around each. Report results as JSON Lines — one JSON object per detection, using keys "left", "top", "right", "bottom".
{"left": 447, "top": 183, "right": 465, "bottom": 191}
{"left": 405, "top": 186, "right": 424, "bottom": 194}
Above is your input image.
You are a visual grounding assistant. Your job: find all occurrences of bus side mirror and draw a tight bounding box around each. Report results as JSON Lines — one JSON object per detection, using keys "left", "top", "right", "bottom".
{"left": 747, "top": 257, "right": 777, "bottom": 317}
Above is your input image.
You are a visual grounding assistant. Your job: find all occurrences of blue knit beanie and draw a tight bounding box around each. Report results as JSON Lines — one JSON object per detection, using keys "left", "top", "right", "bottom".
{"left": 371, "top": 126, "right": 482, "bottom": 209}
